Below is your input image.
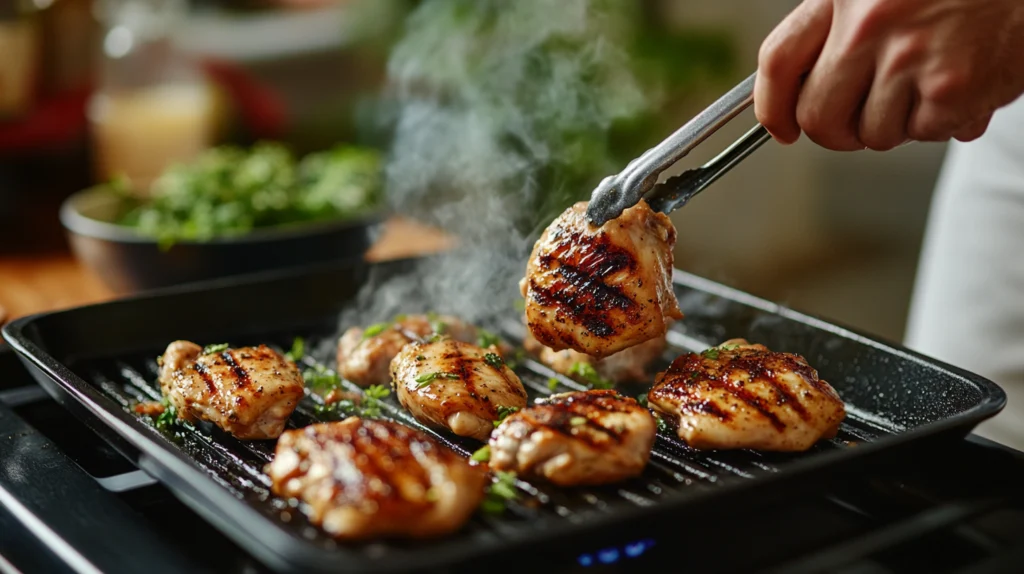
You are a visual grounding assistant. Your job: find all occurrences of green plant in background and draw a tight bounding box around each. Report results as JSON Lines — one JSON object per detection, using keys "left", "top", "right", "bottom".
{"left": 379, "top": 0, "right": 737, "bottom": 237}
{"left": 112, "top": 142, "right": 383, "bottom": 248}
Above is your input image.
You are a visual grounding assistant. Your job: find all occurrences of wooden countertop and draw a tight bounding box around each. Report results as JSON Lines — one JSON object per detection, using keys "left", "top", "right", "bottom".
{"left": 0, "top": 216, "right": 454, "bottom": 325}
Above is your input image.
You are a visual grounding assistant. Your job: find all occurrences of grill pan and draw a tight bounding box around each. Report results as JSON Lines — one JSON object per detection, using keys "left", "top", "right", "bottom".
{"left": 2, "top": 255, "right": 1006, "bottom": 573}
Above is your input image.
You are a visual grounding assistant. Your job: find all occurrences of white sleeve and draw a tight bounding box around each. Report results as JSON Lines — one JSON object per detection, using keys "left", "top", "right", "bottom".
{"left": 905, "top": 95, "right": 1024, "bottom": 450}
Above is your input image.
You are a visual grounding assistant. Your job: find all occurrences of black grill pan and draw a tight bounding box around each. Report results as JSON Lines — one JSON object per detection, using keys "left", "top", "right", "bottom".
{"left": 2, "top": 256, "right": 1006, "bottom": 573}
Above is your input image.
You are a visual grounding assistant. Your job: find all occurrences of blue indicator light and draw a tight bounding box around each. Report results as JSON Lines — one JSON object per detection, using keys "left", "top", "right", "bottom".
{"left": 624, "top": 542, "right": 646, "bottom": 557}
{"left": 597, "top": 548, "right": 620, "bottom": 564}
{"left": 575, "top": 538, "right": 658, "bottom": 567}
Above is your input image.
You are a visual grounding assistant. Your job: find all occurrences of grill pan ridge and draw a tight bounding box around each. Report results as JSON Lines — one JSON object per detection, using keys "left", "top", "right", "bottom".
{"left": 2, "top": 256, "right": 1006, "bottom": 573}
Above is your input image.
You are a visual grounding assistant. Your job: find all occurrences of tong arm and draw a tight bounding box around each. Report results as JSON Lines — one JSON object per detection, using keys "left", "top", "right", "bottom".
{"left": 644, "top": 124, "right": 771, "bottom": 214}
{"left": 586, "top": 72, "right": 758, "bottom": 226}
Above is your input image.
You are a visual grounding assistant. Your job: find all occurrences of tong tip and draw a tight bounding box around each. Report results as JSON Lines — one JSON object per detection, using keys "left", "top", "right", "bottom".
{"left": 585, "top": 175, "right": 631, "bottom": 227}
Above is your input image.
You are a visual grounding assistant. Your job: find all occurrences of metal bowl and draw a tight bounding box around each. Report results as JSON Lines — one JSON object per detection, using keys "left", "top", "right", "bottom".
{"left": 60, "top": 188, "right": 384, "bottom": 294}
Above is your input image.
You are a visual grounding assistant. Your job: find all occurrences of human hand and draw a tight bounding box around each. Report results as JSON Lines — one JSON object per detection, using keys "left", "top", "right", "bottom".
{"left": 755, "top": 0, "right": 1024, "bottom": 151}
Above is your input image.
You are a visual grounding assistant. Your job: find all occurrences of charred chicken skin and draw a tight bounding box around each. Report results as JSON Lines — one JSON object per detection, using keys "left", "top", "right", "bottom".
{"left": 337, "top": 314, "right": 478, "bottom": 387}
{"left": 158, "top": 341, "right": 305, "bottom": 440}
{"left": 391, "top": 339, "right": 528, "bottom": 441}
{"left": 648, "top": 339, "right": 846, "bottom": 451}
{"left": 523, "top": 328, "right": 667, "bottom": 385}
{"left": 265, "top": 418, "right": 486, "bottom": 540}
{"left": 489, "top": 390, "right": 656, "bottom": 486}
{"left": 521, "top": 200, "right": 682, "bottom": 360}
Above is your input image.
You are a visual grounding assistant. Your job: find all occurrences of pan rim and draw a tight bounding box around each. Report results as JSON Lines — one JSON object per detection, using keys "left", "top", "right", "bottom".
{"left": 1, "top": 260, "right": 1007, "bottom": 572}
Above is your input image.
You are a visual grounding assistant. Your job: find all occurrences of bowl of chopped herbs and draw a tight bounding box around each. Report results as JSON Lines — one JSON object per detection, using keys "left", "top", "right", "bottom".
{"left": 61, "top": 142, "right": 386, "bottom": 293}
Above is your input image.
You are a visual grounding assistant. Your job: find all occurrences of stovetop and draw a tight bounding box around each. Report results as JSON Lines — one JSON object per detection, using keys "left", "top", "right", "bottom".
{"left": 1, "top": 343, "right": 1023, "bottom": 574}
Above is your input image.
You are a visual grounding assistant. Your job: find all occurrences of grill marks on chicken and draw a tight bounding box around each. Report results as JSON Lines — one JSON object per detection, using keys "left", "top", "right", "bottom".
{"left": 531, "top": 232, "right": 637, "bottom": 339}
{"left": 648, "top": 339, "right": 845, "bottom": 451}
{"left": 489, "top": 390, "right": 655, "bottom": 486}
{"left": 337, "top": 314, "right": 478, "bottom": 387}
{"left": 158, "top": 341, "right": 304, "bottom": 440}
{"left": 391, "top": 339, "right": 528, "bottom": 441}
{"left": 522, "top": 201, "right": 682, "bottom": 359}
{"left": 265, "top": 418, "right": 486, "bottom": 540}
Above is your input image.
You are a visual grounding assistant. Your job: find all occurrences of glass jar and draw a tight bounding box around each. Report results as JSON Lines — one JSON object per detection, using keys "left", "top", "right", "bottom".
{"left": 87, "top": 0, "right": 218, "bottom": 190}
{"left": 0, "top": 0, "right": 43, "bottom": 121}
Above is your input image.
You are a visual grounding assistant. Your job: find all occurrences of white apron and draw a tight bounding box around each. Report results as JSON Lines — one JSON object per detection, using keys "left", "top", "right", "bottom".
{"left": 905, "top": 95, "right": 1024, "bottom": 450}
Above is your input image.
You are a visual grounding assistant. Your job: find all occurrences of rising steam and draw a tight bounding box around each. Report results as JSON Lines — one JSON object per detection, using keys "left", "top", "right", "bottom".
{"left": 340, "top": 0, "right": 654, "bottom": 330}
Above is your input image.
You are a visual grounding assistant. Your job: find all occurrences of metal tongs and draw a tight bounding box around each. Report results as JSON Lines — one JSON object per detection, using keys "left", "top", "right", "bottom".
{"left": 586, "top": 72, "right": 771, "bottom": 226}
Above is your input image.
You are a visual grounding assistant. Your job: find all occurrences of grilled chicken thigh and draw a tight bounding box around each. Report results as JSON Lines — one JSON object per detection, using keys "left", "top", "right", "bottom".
{"left": 521, "top": 200, "right": 682, "bottom": 359}
{"left": 391, "top": 339, "right": 528, "bottom": 441}
{"left": 337, "top": 314, "right": 478, "bottom": 387}
{"left": 158, "top": 341, "right": 305, "bottom": 440}
{"left": 265, "top": 418, "right": 486, "bottom": 540}
{"left": 648, "top": 339, "right": 845, "bottom": 451}
{"left": 489, "top": 390, "right": 655, "bottom": 486}
{"left": 523, "top": 329, "right": 667, "bottom": 385}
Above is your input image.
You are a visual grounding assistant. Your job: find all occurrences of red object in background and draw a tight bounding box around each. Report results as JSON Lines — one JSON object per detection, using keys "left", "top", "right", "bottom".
{"left": 0, "top": 87, "right": 90, "bottom": 155}
{"left": 0, "top": 59, "right": 288, "bottom": 156}
{"left": 200, "top": 57, "right": 288, "bottom": 140}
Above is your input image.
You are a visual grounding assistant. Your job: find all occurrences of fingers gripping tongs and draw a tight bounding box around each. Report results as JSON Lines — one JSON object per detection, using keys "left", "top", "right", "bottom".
{"left": 586, "top": 72, "right": 771, "bottom": 226}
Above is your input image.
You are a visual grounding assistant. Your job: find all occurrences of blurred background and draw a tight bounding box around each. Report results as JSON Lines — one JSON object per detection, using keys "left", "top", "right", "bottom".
{"left": 0, "top": 0, "right": 945, "bottom": 343}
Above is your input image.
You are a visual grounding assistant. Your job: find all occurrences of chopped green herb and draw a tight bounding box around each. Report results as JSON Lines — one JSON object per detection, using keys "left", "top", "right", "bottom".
{"left": 303, "top": 364, "right": 342, "bottom": 390}
{"left": 154, "top": 397, "right": 177, "bottom": 430}
{"left": 360, "top": 384, "right": 392, "bottom": 417}
{"left": 364, "top": 384, "right": 391, "bottom": 401}
{"left": 493, "top": 405, "right": 520, "bottom": 427}
{"left": 720, "top": 343, "right": 741, "bottom": 351}
{"left": 416, "top": 355, "right": 426, "bottom": 360}
{"left": 284, "top": 337, "right": 305, "bottom": 362}
{"left": 471, "top": 445, "right": 491, "bottom": 462}
{"left": 481, "top": 471, "right": 518, "bottom": 515}
{"left": 570, "top": 416, "right": 587, "bottom": 426}
{"left": 393, "top": 313, "right": 408, "bottom": 322}
{"left": 484, "top": 353, "right": 504, "bottom": 369}
{"left": 415, "top": 372, "right": 437, "bottom": 387}
{"left": 490, "top": 471, "right": 518, "bottom": 498}
{"left": 315, "top": 400, "right": 356, "bottom": 417}
{"left": 363, "top": 323, "right": 389, "bottom": 339}
{"left": 656, "top": 415, "right": 669, "bottom": 434}
{"left": 547, "top": 377, "right": 560, "bottom": 391}
{"left": 636, "top": 394, "right": 648, "bottom": 407}
{"left": 203, "top": 343, "right": 229, "bottom": 355}
{"left": 701, "top": 348, "right": 720, "bottom": 360}
{"left": 480, "top": 498, "right": 505, "bottom": 515}
{"left": 414, "top": 372, "right": 457, "bottom": 388}
{"left": 568, "top": 361, "right": 613, "bottom": 389}
{"left": 426, "top": 311, "right": 447, "bottom": 336}
{"left": 496, "top": 405, "right": 520, "bottom": 419}
{"left": 477, "top": 329, "right": 501, "bottom": 349}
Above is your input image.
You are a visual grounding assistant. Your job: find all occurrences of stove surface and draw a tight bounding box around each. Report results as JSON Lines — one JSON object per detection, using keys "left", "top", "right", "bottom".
{"left": 2, "top": 343, "right": 1023, "bottom": 574}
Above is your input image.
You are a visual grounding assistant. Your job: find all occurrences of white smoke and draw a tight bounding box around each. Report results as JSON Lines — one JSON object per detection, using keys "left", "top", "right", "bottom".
{"left": 340, "top": 0, "right": 654, "bottom": 329}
